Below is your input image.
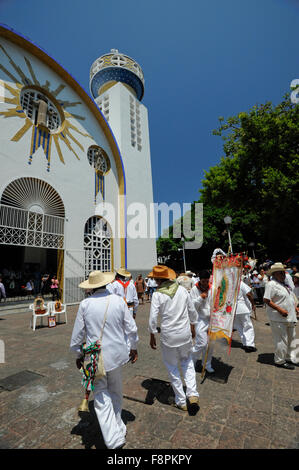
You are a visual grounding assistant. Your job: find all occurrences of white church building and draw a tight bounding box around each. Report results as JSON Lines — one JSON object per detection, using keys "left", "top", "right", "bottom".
{"left": 0, "top": 24, "right": 157, "bottom": 303}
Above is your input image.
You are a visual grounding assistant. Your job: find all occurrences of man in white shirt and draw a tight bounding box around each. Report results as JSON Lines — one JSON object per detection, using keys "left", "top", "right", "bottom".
{"left": 148, "top": 265, "right": 199, "bottom": 412}
{"left": 107, "top": 267, "right": 139, "bottom": 317}
{"left": 264, "top": 262, "right": 299, "bottom": 370}
{"left": 70, "top": 271, "right": 138, "bottom": 449}
{"left": 147, "top": 277, "right": 158, "bottom": 300}
{"left": 126, "top": 276, "right": 139, "bottom": 319}
{"left": 233, "top": 281, "right": 257, "bottom": 352}
{"left": 190, "top": 270, "right": 215, "bottom": 373}
{"left": 177, "top": 272, "right": 194, "bottom": 292}
{"left": 106, "top": 267, "right": 131, "bottom": 297}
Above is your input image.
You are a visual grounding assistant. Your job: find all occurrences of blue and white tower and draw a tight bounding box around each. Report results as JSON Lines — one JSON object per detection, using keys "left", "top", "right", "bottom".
{"left": 90, "top": 49, "right": 157, "bottom": 274}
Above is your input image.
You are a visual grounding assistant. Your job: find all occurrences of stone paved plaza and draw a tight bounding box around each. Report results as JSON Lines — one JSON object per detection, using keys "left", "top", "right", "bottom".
{"left": 0, "top": 301, "right": 298, "bottom": 449}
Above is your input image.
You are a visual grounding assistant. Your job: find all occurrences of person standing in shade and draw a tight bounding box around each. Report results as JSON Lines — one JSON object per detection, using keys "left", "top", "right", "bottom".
{"left": 264, "top": 262, "right": 299, "bottom": 369}
{"left": 0, "top": 276, "right": 6, "bottom": 302}
{"left": 41, "top": 273, "right": 49, "bottom": 295}
{"left": 148, "top": 265, "right": 199, "bottom": 412}
{"left": 50, "top": 275, "right": 59, "bottom": 300}
{"left": 70, "top": 271, "right": 138, "bottom": 449}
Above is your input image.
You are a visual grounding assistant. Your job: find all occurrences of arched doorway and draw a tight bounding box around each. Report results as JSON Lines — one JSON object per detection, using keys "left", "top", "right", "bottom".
{"left": 84, "top": 216, "right": 113, "bottom": 276}
{"left": 0, "top": 177, "right": 65, "bottom": 301}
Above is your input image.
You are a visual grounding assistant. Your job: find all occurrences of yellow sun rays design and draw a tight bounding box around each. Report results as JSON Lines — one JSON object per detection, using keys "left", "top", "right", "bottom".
{"left": 0, "top": 43, "right": 93, "bottom": 172}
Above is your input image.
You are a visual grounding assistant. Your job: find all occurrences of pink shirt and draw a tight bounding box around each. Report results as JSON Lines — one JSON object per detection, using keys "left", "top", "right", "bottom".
{"left": 51, "top": 279, "right": 59, "bottom": 289}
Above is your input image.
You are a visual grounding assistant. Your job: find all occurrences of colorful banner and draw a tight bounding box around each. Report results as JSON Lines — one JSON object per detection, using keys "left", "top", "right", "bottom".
{"left": 208, "top": 255, "right": 243, "bottom": 344}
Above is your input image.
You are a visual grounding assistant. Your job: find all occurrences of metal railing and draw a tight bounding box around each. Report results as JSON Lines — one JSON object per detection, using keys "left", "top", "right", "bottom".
{"left": 0, "top": 204, "right": 64, "bottom": 249}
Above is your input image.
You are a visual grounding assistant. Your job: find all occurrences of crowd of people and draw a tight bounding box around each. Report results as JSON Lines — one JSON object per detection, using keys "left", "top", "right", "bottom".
{"left": 70, "top": 249, "right": 299, "bottom": 449}
{"left": 0, "top": 266, "right": 61, "bottom": 302}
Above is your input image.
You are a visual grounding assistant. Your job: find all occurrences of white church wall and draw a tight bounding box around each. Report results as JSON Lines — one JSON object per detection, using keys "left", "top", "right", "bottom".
{"left": 0, "top": 35, "right": 126, "bottom": 300}
{"left": 102, "top": 83, "right": 157, "bottom": 273}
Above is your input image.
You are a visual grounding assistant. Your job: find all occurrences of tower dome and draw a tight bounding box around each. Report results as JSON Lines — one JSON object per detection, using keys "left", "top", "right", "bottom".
{"left": 90, "top": 49, "right": 145, "bottom": 101}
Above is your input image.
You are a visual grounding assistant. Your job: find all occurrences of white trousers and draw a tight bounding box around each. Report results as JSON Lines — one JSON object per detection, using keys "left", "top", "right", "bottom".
{"left": 192, "top": 319, "right": 214, "bottom": 367}
{"left": 161, "top": 342, "right": 199, "bottom": 407}
{"left": 233, "top": 314, "right": 255, "bottom": 347}
{"left": 269, "top": 321, "right": 298, "bottom": 365}
{"left": 93, "top": 366, "right": 126, "bottom": 449}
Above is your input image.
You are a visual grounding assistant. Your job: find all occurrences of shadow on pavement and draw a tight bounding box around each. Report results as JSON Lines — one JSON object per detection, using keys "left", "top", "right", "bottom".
{"left": 141, "top": 378, "right": 174, "bottom": 406}
{"left": 230, "top": 339, "right": 243, "bottom": 349}
{"left": 71, "top": 400, "right": 135, "bottom": 449}
{"left": 197, "top": 357, "right": 234, "bottom": 385}
{"left": 141, "top": 378, "right": 200, "bottom": 416}
{"left": 257, "top": 353, "right": 275, "bottom": 366}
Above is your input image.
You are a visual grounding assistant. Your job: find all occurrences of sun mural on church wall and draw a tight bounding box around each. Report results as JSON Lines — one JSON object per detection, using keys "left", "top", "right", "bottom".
{"left": 0, "top": 43, "right": 94, "bottom": 173}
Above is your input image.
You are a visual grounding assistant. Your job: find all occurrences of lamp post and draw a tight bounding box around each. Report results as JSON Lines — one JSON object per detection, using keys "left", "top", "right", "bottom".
{"left": 181, "top": 237, "right": 187, "bottom": 272}
{"left": 223, "top": 216, "right": 233, "bottom": 254}
{"left": 249, "top": 242, "right": 255, "bottom": 259}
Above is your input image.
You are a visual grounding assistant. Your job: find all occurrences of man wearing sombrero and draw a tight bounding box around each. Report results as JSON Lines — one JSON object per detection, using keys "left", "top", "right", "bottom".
{"left": 70, "top": 271, "right": 138, "bottom": 448}
{"left": 107, "top": 267, "right": 139, "bottom": 317}
{"left": 148, "top": 265, "right": 199, "bottom": 412}
{"left": 264, "top": 263, "right": 299, "bottom": 369}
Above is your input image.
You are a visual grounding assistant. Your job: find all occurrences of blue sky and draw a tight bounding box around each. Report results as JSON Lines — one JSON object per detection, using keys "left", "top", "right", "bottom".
{"left": 0, "top": 0, "right": 298, "bottom": 219}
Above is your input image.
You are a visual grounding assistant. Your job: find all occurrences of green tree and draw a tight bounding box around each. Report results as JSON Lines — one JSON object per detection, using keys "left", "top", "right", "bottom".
{"left": 157, "top": 94, "right": 299, "bottom": 267}
{"left": 200, "top": 94, "right": 299, "bottom": 260}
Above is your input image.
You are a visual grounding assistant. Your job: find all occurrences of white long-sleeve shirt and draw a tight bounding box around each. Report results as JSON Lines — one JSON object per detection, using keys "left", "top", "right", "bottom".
{"left": 70, "top": 290, "right": 138, "bottom": 372}
{"left": 149, "top": 284, "right": 197, "bottom": 348}
{"left": 106, "top": 280, "right": 124, "bottom": 296}
{"left": 190, "top": 284, "right": 211, "bottom": 321}
{"left": 126, "top": 281, "right": 139, "bottom": 313}
{"left": 107, "top": 280, "right": 139, "bottom": 313}
{"left": 236, "top": 281, "right": 252, "bottom": 315}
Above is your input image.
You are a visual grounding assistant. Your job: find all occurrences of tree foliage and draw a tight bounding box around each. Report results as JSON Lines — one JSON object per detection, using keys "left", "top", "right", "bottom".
{"left": 156, "top": 94, "right": 299, "bottom": 268}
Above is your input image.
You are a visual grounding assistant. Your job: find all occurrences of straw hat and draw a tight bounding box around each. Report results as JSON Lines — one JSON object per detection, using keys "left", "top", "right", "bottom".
{"left": 147, "top": 265, "right": 176, "bottom": 280}
{"left": 294, "top": 273, "right": 299, "bottom": 279}
{"left": 266, "top": 262, "right": 286, "bottom": 276}
{"left": 78, "top": 271, "right": 115, "bottom": 289}
{"left": 116, "top": 267, "right": 131, "bottom": 278}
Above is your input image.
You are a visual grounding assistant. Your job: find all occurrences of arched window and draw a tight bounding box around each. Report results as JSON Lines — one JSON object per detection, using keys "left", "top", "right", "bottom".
{"left": 87, "top": 146, "right": 111, "bottom": 175}
{"left": 20, "top": 87, "right": 62, "bottom": 132}
{"left": 84, "top": 216, "right": 112, "bottom": 275}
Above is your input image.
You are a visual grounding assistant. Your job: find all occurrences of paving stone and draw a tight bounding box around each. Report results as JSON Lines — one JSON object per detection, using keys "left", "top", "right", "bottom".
{"left": 244, "top": 435, "right": 271, "bottom": 449}
{"left": 228, "top": 404, "right": 272, "bottom": 439}
{"left": 0, "top": 428, "right": 23, "bottom": 449}
{"left": 145, "top": 407, "right": 184, "bottom": 441}
{"left": 204, "top": 402, "right": 232, "bottom": 425}
{"left": 0, "top": 305, "right": 298, "bottom": 449}
{"left": 171, "top": 428, "right": 218, "bottom": 449}
{"left": 7, "top": 416, "right": 39, "bottom": 436}
{"left": 270, "top": 439, "right": 299, "bottom": 449}
{"left": 123, "top": 375, "right": 171, "bottom": 405}
{"left": 0, "top": 370, "right": 44, "bottom": 391}
{"left": 252, "top": 397, "right": 273, "bottom": 414}
{"left": 217, "top": 426, "right": 246, "bottom": 449}
{"left": 185, "top": 419, "right": 224, "bottom": 441}
{"left": 270, "top": 415, "right": 298, "bottom": 443}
